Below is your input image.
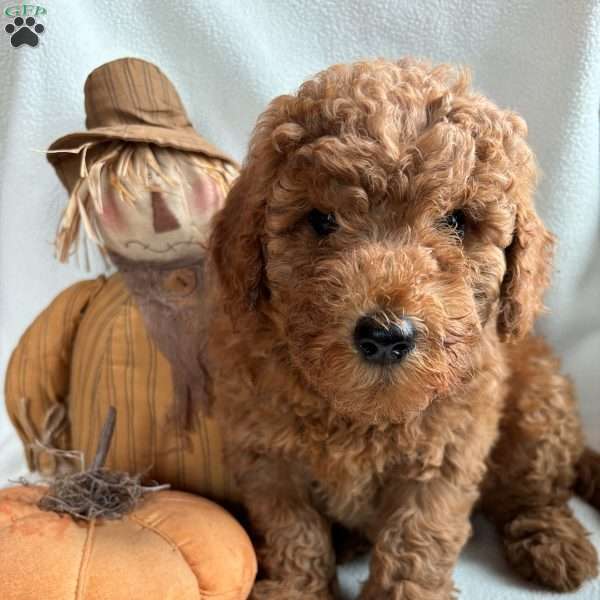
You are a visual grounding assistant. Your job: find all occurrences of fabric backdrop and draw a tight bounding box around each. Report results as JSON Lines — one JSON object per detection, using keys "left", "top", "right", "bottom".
{"left": 0, "top": 1, "right": 599, "bottom": 598}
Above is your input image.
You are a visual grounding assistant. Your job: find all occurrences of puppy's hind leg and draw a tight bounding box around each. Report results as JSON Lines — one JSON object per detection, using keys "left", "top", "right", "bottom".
{"left": 482, "top": 336, "right": 598, "bottom": 592}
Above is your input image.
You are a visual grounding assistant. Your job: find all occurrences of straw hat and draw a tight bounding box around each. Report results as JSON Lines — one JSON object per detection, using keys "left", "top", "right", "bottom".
{"left": 47, "top": 57, "right": 237, "bottom": 192}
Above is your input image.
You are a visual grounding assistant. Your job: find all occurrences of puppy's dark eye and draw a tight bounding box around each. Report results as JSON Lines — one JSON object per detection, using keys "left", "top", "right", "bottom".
{"left": 440, "top": 209, "right": 466, "bottom": 239}
{"left": 308, "top": 209, "right": 338, "bottom": 236}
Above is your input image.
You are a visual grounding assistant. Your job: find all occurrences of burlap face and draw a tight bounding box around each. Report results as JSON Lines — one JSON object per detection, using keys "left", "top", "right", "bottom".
{"left": 86, "top": 145, "right": 232, "bottom": 262}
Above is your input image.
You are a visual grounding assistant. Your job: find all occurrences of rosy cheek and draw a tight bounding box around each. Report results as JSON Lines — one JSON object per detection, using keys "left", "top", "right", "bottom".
{"left": 98, "top": 191, "right": 125, "bottom": 232}
{"left": 190, "top": 175, "right": 224, "bottom": 216}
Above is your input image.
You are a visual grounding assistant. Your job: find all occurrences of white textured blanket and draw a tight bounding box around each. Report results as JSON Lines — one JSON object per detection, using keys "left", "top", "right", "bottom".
{"left": 1, "top": 1, "right": 598, "bottom": 597}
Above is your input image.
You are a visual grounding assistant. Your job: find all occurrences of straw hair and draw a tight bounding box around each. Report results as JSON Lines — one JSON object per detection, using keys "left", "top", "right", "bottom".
{"left": 53, "top": 142, "right": 237, "bottom": 263}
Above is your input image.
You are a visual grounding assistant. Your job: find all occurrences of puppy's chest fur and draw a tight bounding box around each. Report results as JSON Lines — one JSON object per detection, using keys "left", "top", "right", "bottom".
{"left": 293, "top": 414, "right": 400, "bottom": 527}
{"left": 259, "top": 401, "right": 408, "bottom": 527}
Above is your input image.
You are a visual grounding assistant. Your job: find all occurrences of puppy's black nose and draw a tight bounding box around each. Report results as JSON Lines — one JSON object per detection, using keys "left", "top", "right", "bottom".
{"left": 354, "top": 316, "right": 416, "bottom": 365}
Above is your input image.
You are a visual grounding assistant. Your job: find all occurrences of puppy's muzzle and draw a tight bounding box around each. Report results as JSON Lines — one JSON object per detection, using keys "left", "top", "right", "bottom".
{"left": 354, "top": 316, "right": 416, "bottom": 365}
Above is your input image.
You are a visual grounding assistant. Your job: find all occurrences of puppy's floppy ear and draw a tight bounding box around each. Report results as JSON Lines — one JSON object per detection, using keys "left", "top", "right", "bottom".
{"left": 209, "top": 97, "right": 302, "bottom": 320}
{"left": 209, "top": 168, "right": 267, "bottom": 319}
{"left": 497, "top": 116, "right": 555, "bottom": 341}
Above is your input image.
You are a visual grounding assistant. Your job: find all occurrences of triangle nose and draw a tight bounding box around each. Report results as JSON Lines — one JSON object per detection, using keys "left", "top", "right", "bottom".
{"left": 152, "top": 191, "right": 180, "bottom": 233}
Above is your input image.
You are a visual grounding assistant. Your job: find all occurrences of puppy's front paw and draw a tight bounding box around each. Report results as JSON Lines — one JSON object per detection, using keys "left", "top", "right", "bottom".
{"left": 503, "top": 506, "right": 598, "bottom": 591}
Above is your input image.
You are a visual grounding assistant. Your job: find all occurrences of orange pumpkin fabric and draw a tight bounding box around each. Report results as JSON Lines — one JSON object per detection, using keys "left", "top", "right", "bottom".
{"left": 0, "top": 486, "right": 256, "bottom": 600}
{"left": 4, "top": 274, "right": 237, "bottom": 501}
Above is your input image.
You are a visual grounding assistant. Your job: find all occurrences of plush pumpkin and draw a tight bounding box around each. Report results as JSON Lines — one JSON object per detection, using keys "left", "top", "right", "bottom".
{"left": 0, "top": 485, "right": 256, "bottom": 600}
{"left": 0, "top": 408, "right": 256, "bottom": 600}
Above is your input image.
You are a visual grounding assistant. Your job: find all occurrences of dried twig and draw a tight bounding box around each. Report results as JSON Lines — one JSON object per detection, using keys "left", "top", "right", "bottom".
{"left": 38, "top": 407, "right": 169, "bottom": 520}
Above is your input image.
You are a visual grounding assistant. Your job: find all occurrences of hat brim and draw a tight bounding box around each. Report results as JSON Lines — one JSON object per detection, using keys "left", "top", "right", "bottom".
{"left": 47, "top": 125, "right": 239, "bottom": 192}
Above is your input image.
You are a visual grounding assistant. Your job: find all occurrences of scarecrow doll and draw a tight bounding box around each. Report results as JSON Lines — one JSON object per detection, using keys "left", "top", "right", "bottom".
{"left": 5, "top": 58, "right": 238, "bottom": 500}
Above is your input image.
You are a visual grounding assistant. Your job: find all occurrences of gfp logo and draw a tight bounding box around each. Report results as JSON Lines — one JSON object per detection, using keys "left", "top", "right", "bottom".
{"left": 4, "top": 4, "right": 46, "bottom": 47}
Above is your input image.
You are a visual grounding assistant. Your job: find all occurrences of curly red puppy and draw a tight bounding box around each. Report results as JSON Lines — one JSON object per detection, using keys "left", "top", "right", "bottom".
{"left": 206, "top": 59, "right": 598, "bottom": 599}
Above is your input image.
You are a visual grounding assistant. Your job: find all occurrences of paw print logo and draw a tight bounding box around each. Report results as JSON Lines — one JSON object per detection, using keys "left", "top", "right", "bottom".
{"left": 5, "top": 16, "right": 44, "bottom": 47}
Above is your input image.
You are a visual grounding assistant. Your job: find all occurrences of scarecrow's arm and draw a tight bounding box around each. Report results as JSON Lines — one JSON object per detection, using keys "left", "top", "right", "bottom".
{"left": 4, "top": 276, "right": 106, "bottom": 473}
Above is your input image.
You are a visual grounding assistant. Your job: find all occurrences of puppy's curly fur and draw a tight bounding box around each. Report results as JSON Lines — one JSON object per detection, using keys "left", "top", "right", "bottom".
{"left": 206, "top": 59, "right": 599, "bottom": 599}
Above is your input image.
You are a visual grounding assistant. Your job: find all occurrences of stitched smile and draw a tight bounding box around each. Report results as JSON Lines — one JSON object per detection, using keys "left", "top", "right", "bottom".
{"left": 124, "top": 239, "right": 201, "bottom": 253}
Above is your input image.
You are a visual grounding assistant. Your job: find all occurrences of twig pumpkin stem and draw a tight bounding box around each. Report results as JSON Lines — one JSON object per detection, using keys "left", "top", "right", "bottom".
{"left": 91, "top": 406, "right": 116, "bottom": 470}
{"left": 37, "top": 406, "right": 168, "bottom": 520}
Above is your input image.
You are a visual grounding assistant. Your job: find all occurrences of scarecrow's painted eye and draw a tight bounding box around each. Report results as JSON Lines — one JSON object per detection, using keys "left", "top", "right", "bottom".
{"left": 440, "top": 209, "right": 466, "bottom": 239}
{"left": 308, "top": 209, "right": 338, "bottom": 236}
